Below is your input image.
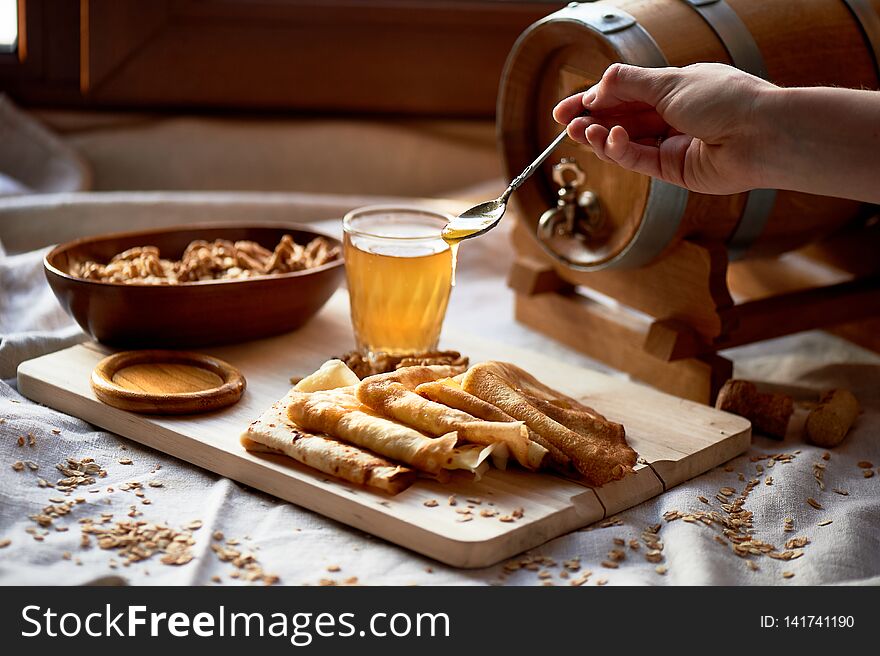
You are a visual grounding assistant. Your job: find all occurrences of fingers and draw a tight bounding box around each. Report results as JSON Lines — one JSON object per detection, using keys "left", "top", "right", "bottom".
{"left": 590, "top": 63, "right": 678, "bottom": 111}
{"left": 603, "top": 126, "right": 663, "bottom": 178}
{"left": 583, "top": 124, "right": 612, "bottom": 162}
{"left": 568, "top": 110, "right": 670, "bottom": 142}
{"left": 553, "top": 86, "right": 596, "bottom": 124}
{"left": 583, "top": 124, "right": 691, "bottom": 188}
{"left": 554, "top": 63, "right": 678, "bottom": 131}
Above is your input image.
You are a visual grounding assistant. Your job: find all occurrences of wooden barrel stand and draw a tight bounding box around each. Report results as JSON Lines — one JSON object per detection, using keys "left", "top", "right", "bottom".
{"left": 509, "top": 218, "right": 880, "bottom": 404}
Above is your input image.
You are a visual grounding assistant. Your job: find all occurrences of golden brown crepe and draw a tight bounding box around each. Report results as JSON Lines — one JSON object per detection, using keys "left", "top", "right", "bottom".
{"left": 461, "top": 361, "right": 637, "bottom": 486}
{"left": 286, "top": 387, "right": 494, "bottom": 475}
{"left": 415, "top": 379, "right": 559, "bottom": 470}
{"left": 241, "top": 395, "right": 416, "bottom": 494}
{"left": 357, "top": 368, "right": 546, "bottom": 470}
{"left": 294, "top": 359, "right": 360, "bottom": 392}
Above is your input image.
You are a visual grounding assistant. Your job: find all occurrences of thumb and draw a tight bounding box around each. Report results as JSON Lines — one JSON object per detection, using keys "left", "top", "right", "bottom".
{"left": 588, "top": 63, "right": 678, "bottom": 112}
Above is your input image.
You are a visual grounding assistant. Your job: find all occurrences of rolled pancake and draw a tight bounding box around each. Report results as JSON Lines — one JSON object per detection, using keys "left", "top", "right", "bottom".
{"left": 287, "top": 387, "right": 479, "bottom": 475}
{"left": 358, "top": 367, "right": 545, "bottom": 470}
{"left": 461, "top": 362, "right": 637, "bottom": 486}
{"left": 414, "top": 379, "right": 555, "bottom": 470}
{"left": 294, "top": 359, "right": 360, "bottom": 392}
{"left": 241, "top": 394, "right": 416, "bottom": 494}
{"left": 467, "top": 361, "right": 593, "bottom": 412}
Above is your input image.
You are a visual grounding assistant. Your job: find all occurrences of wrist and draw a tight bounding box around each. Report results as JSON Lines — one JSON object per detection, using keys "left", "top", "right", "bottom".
{"left": 749, "top": 85, "right": 798, "bottom": 190}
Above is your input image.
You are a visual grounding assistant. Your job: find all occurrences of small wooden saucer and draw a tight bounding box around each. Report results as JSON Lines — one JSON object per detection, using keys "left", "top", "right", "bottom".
{"left": 91, "top": 350, "right": 246, "bottom": 415}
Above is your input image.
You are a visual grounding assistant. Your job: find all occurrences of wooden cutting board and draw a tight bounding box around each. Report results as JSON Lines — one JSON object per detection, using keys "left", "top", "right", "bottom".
{"left": 17, "top": 291, "right": 750, "bottom": 568}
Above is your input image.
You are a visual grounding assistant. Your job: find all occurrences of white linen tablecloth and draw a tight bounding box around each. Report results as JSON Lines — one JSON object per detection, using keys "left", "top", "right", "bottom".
{"left": 1, "top": 193, "right": 879, "bottom": 586}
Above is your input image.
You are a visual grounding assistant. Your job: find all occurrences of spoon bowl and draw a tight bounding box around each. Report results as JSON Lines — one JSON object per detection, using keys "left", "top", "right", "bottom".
{"left": 441, "top": 199, "right": 507, "bottom": 242}
{"left": 441, "top": 118, "right": 581, "bottom": 243}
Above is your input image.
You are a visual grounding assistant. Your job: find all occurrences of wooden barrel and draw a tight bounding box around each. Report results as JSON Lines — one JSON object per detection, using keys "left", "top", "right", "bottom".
{"left": 498, "top": 0, "right": 880, "bottom": 270}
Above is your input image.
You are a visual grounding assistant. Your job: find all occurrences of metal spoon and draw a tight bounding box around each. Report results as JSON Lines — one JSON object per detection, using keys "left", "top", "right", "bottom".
{"left": 441, "top": 113, "right": 587, "bottom": 242}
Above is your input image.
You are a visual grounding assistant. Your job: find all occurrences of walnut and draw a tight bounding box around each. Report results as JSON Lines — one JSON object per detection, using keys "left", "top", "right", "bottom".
{"left": 70, "top": 235, "right": 339, "bottom": 284}
{"left": 337, "top": 350, "right": 469, "bottom": 379}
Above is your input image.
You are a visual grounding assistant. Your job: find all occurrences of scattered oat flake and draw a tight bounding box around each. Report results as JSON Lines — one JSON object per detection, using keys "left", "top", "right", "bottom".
{"left": 118, "top": 458, "right": 133, "bottom": 465}
{"left": 211, "top": 575, "right": 222, "bottom": 583}
{"left": 423, "top": 499, "right": 438, "bottom": 507}
{"left": 822, "top": 452, "right": 830, "bottom": 461}
{"left": 11, "top": 461, "right": 24, "bottom": 472}
{"left": 645, "top": 550, "right": 664, "bottom": 563}
{"left": 326, "top": 565, "right": 341, "bottom": 572}
{"left": 0, "top": 539, "right": 11, "bottom": 548}
{"left": 28, "top": 434, "right": 36, "bottom": 446}
{"left": 697, "top": 495, "right": 709, "bottom": 504}
{"left": 863, "top": 470, "right": 875, "bottom": 478}
{"left": 600, "top": 560, "right": 618, "bottom": 569}
{"left": 806, "top": 497, "right": 823, "bottom": 510}
{"left": 818, "top": 519, "right": 833, "bottom": 527}
{"left": 782, "top": 571, "right": 795, "bottom": 579}
{"left": 655, "top": 565, "right": 667, "bottom": 575}
{"left": 857, "top": 461, "right": 873, "bottom": 469}
{"left": 613, "top": 537, "right": 625, "bottom": 546}
{"left": 607, "top": 548, "right": 626, "bottom": 562}
{"left": 570, "top": 574, "right": 590, "bottom": 586}
{"left": 596, "top": 578, "right": 608, "bottom": 586}
{"left": 213, "top": 531, "right": 224, "bottom": 541}
{"left": 833, "top": 488, "right": 849, "bottom": 496}
{"left": 448, "top": 495, "right": 457, "bottom": 506}
{"left": 16, "top": 436, "right": 24, "bottom": 447}
{"left": 212, "top": 540, "right": 279, "bottom": 585}
{"left": 51, "top": 429, "right": 61, "bottom": 435}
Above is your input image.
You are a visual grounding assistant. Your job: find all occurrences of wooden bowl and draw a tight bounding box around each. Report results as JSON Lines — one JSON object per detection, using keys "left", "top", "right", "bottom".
{"left": 45, "top": 223, "right": 345, "bottom": 348}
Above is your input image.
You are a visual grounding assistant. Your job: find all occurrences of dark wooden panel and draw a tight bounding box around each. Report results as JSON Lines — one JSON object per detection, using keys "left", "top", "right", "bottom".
{"left": 0, "top": 0, "right": 562, "bottom": 117}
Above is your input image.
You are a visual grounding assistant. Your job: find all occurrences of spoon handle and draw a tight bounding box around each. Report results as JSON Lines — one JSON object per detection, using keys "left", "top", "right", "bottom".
{"left": 501, "top": 111, "right": 589, "bottom": 202}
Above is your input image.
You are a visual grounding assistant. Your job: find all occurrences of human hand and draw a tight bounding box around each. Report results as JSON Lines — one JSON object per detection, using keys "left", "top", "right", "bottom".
{"left": 553, "top": 62, "right": 779, "bottom": 195}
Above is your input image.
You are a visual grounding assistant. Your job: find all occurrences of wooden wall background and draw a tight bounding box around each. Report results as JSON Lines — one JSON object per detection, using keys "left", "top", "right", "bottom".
{"left": 0, "top": 0, "right": 563, "bottom": 117}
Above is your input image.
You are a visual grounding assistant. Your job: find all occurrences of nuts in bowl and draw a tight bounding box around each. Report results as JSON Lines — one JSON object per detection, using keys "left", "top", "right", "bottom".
{"left": 72, "top": 235, "right": 340, "bottom": 284}
{"left": 45, "top": 224, "right": 345, "bottom": 348}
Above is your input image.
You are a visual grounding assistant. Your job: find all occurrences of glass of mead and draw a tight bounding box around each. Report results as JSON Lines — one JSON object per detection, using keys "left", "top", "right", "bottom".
{"left": 342, "top": 205, "right": 454, "bottom": 360}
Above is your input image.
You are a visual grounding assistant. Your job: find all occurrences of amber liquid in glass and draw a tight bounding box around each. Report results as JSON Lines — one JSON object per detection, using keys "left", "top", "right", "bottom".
{"left": 344, "top": 228, "right": 452, "bottom": 357}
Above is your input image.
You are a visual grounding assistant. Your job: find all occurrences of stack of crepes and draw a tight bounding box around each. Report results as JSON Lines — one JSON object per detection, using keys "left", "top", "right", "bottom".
{"left": 241, "top": 359, "right": 638, "bottom": 495}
